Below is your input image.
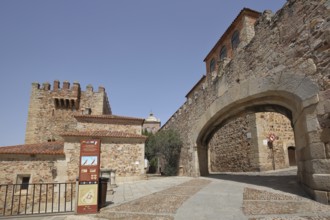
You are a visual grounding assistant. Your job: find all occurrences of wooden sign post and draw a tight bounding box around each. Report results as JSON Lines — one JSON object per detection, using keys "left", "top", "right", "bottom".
{"left": 77, "top": 139, "right": 100, "bottom": 214}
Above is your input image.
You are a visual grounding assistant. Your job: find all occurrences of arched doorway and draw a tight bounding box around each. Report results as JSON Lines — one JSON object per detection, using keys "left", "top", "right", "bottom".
{"left": 288, "top": 146, "right": 296, "bottom": 167}
{"left": 191, "top": 74, "right": 329, "bottom": 203}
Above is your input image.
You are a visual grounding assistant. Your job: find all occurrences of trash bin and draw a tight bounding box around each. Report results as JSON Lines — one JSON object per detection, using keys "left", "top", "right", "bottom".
{"left": 98, "top": 177, "right": 109, "bottom": 209}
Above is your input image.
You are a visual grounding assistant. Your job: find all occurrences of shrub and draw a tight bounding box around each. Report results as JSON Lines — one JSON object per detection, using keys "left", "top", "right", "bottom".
{"left": 145, "top": 129, "right": 182, "bottom": 176}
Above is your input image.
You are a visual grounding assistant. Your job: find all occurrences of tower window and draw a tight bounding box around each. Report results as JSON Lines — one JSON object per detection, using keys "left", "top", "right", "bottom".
{"left": 219, "top": 46, "right": 227, "bottom": 60}
{"left": 231, "top": 30, "right": 240, "bottom": 49}
{"left": 210, "top": 58, "right": 215, "bottom": 72}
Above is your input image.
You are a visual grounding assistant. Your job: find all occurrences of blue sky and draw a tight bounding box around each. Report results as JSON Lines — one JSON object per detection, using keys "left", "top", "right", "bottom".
{"left": 0, "top": 0, "right": 286, "bottom": 146}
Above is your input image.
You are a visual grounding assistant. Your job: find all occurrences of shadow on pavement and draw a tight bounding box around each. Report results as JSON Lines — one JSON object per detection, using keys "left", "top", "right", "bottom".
{"left": 207, "top": 168, "right": 311, "bottom": 199}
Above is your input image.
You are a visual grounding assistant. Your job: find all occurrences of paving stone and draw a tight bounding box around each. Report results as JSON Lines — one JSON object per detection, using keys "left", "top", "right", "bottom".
{"left": 243, "top": 186, "right": 330, "bottom": 218}
{"left": 98, "top": 179, "right": 210, "bottom": 219}
{"left": 244, "top": 188, "right": 302, "bottom": 201}
{"left": 98, "top": 212, "right": 173, "bottom": 220}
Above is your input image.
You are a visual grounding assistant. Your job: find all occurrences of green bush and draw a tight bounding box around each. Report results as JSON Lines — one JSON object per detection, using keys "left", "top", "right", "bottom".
{"left": 144, "top": 129, "right": 182, "bottom": 176}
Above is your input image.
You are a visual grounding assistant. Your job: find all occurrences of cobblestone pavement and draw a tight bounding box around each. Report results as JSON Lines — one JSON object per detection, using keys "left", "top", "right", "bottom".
{"left": 106, "top": 176, "right": 194, "bottom": 206}
{"left": 210, "top": 168, "right": 330, "bottom": 219}
{"left": 243, "top": 187, "right": 330, "bottom": 219}
{"left": 5, "top": 168, "right": 330, "bottom": 220}
{"left": 97, "top": 179, "right": 211, "bottom": 220}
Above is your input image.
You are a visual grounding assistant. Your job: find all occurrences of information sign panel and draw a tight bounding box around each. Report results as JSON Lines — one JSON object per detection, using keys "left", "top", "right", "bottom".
{"left": 77, "top": 183, "right": 98, "bottom": 213}
{"left": 79, "top": 140, "right": 100, "bottom": 182}
{"left": 77, "top": 139, "right": 100, "bottom": 214}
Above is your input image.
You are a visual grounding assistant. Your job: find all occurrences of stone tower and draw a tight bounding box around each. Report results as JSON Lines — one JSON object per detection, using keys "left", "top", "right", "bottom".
{"left": 25, "top": 80, "right": 111, "bottom": 144}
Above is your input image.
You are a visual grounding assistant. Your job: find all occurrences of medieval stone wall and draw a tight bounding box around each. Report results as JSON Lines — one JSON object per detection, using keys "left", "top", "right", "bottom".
{"left": 76, "top": 121, "right": 142, "bottom": 135}
{"left": 209, "top": 113, "right": 257, "bottom": 172}
{"left": 25, "top": 81, "right": 111, "bottom": 144}
{"left": 208, "top": 112, "right": 294, "bottom": 173}
{"left": 100, "top": 141, "right": 145, "bottom": 182}
{"left": 63, "top": 138, "right": 145, "bottom": 183}
{"left": 163, "top": 0, "right": 329, "bottom": 202}
{"left": 79, "top": 85, "right": 111, "bottom": 115}
{"left": 256, "top": 112, "right": 295, "bottom": 171}
{"left": 0, "top": 154, "right": 64, "bottom": 184}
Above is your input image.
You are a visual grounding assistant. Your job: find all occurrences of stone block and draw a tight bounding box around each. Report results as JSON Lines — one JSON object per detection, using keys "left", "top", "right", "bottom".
{"left": 304, "top": 159, "right": 330, "bottom": 174}
{"left": 316, "top": 99, "right": 330, "bottom": 115}
{"left": 302, "top": 94, "right": 319, "bottom": 109}
{"left": 294, "top": 130, "right": 307, "bottom": 148}
{"left": 269, "top": 64, "right": 286, "bottom": 74}
{"left": 319, "top": 89, "right": 330, "bottom": 102}
{"left": 313, "top": 190, "right": 329, "bottom": 204}
{"left": 294, "top": 78, "right": 319, "bottom": 102}
{"left": 320, "top": 128, "right": 330, "bottom": 143}
{"left": 310, "top": 174, "right": 330, "bottom": 191}
{"left": 304, "top": 143, "right": 327, "bottom": 160}
{"left": 306, "top": 114, "right": 321, "bottom": 132}
{"left": 307, "top": 131, "right": 322, "bottom": 144}
{"left": 326, "top": 143, "right": 330, "bottom": 159}
{"left": 298, "top": 58, "right": 317, "bottom": 75}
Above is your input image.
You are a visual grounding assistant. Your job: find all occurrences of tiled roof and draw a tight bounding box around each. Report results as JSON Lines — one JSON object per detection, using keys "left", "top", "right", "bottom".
{"left": 61, "top": 131, "right": 147, "bottom": 139}
{"left": 74, "top": 114, "right": 145, "bottom": 124}
{"left": 0, "top": 142, "right": 64, "bottom": 155}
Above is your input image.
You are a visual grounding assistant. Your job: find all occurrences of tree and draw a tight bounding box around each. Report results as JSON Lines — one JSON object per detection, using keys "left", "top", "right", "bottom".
{"left": 143, "top": 129, "right": 155, "bottom": 161}
{"left": 145, "top": 129, "right": 182, "bottom": 175}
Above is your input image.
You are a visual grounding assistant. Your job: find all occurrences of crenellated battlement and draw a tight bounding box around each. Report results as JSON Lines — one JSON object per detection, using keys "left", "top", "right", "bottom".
{"left": 26, "top": 80, "right": 112, "bottom": 144}
{"left": 32, "top": 80, "right": 106, "bottom": 94}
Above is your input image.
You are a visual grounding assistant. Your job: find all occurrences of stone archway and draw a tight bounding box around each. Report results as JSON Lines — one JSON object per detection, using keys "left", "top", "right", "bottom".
{"left": 192, "top": 74, "right": 329, "bottom": 203}
{"left": 162, "top": 1, "right": 329, "bottom": 204}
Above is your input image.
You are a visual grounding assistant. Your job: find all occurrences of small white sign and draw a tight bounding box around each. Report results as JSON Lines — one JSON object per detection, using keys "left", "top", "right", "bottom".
{"left": 263, "top": 139, "right": 268, "bottom": 146}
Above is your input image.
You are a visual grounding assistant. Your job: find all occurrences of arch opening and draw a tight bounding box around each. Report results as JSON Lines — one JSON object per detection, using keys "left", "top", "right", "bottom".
{"left": 189, "top": 74, "right": 329, "bottom": 203}
{"left": 206, "top": 105, "right": 295, "bottom": 174}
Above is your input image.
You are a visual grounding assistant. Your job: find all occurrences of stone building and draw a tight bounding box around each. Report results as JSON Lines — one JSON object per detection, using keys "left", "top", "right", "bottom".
{"left": 204, "top": 8, "right": 260, "bottom": 75}
{"left": 162, "top": 0, "right": 330, "bottom": 204}
{"left": 0, "top": 81, "right": 147, "bottom": 185}
{"left": 25, "top": 80, "right": 112, "bottom": 144}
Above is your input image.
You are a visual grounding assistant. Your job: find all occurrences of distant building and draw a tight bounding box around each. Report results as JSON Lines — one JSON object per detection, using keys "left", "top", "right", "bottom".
{"left": 143, "top": 112, "right": 161, "bottom": 134}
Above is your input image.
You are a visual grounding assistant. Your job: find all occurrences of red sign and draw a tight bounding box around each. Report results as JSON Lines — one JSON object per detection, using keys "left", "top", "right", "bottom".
{"left": 77, "top": 139, "right": 100, "bottom": 214}
{"left": 79, "top": 139, "right": 101, "bottom": 182}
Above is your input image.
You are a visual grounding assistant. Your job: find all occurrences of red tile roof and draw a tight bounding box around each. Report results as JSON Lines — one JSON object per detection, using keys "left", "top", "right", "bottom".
{"left": 61, "top": 130, "right": 147, "bottom": 140}
{"left": 74, "top": 114, "right": 144, "bottom": 124}
{"left": 0, "top": 142, "right": 64, "bottom": 155}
